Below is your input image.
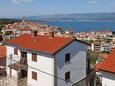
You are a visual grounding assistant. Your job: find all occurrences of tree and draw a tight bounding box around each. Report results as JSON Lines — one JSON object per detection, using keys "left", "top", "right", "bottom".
{"left": 4, "top": 31, "right": 13, "bottom": 35}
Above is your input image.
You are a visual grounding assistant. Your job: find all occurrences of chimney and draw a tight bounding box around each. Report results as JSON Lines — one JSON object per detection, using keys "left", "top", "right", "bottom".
{"left": 50, "top": 31, "right": 55, "bottom": 37}
{"left": 33, "top": 30, "right": 38, "bottom": 37}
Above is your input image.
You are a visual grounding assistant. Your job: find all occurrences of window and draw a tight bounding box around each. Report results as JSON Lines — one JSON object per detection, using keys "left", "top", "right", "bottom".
{"left": 32, "top": 71, "right": 37, "bottom": 80}
{"left": 65, "top": 71, "right": 70, "bottom": 81}
{"left": 65, "top": 53, "right": 70, "bottom": 62}
{"left": 14, "top": 48, "right": 18, "bottom": 55}
{"left": 32, "top": 53, "right": 37, "bottom": 62}
{"left": 21, "top": 52, "right": 27, "bottom": 58}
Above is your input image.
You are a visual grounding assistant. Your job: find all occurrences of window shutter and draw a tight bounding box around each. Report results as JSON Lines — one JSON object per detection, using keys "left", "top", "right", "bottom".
{"left": 32, "top": 53, "right": 37, "bottom": 62}
{"left": 14, "top": 48, "right": 18, "bottom": 55}
{"left": 32, "top": 71, "right": 37, "bottom": 80}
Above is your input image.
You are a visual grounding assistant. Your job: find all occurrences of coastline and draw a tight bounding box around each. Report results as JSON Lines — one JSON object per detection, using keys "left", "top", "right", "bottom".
{"left": 37, "top": 21, "right": 115, "bottom": 32}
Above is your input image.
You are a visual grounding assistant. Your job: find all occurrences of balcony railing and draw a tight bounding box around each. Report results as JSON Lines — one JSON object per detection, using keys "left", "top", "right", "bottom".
{"left": 20, "top": 58, "right": 27, "bottom": 65}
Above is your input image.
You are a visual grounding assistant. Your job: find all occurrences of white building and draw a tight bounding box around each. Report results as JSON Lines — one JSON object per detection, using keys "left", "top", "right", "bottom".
{"left": 91, "top": 42, "right": 101, "bottom": 52}
{"left": 100, "top": 43, "right": 113, "bottom": 52}
{"left": 5, "top": 33, "right": 89, "bottom": 86}
{"left": 91, "top": 42, "right": 113, "bottom": 52}
{"left": 96, "top": 49, "right": 115, "bottom": 86}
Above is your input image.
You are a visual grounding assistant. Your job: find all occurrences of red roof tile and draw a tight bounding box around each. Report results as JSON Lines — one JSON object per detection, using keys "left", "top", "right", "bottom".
{"left": 99, "top": 53, "right": 109, "bottom": 59}
{"left": 6, "top": 34, "right": 75, "bottom": 54}
{"left": 98, "top": 49, "right": 115, "bottom": 73}
{"left": 18, "top": 28, "right": 32, "bottom": 31}
{"left": 0, "top": 46, "right": 6, "bottom": 59}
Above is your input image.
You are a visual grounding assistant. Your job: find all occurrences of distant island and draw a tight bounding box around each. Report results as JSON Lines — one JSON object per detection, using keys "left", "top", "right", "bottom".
{"left": 21, "top": 12, "right": 115, "bottom": 22}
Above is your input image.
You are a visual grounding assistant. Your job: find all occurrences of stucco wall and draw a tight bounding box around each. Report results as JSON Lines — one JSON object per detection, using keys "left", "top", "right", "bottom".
{"left": 55, "top": 41, "right": 87, "bottom": 86}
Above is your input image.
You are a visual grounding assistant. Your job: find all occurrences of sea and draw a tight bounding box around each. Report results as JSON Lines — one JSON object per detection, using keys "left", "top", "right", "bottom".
{"left": 38, "top": 21, "right": 115, "bottom": 32}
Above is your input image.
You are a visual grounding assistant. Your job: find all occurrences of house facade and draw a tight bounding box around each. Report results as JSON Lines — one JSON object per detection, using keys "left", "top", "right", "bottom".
{"left": 5, "top": 34, "right": 89, "bottom": 86}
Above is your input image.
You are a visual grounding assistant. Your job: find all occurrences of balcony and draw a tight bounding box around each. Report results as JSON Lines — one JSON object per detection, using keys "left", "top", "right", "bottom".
{"left": 8, "top": 58, "right": 28, "bottom": 86}
{"left": 9, "top": 58, "right": 27, "bottom": 71}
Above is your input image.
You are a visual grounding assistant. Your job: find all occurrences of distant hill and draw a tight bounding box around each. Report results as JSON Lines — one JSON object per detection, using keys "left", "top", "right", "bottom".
{"left": 0, "top": 18, "right": 20, "bottom": 30}
{"left": 24, "top": 13, "right": 115, "bottom": 22}
{"left": 0, "top": 18, "right": 20, "bottom": 24}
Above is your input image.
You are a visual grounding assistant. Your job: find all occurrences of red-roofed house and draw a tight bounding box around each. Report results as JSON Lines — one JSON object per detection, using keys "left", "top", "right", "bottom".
{"left": 96, "top": 49, "right": 115, "bottom": 86}
{"left": 5, "top": 33, "right": 89, "bottom": 86}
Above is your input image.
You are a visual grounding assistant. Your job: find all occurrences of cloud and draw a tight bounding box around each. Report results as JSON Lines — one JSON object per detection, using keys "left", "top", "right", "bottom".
{"left": 11, "top": 0, "right": 32, "bottom": 3}
{"left": 89, "top": 0, "right": 97, "bottom": 4}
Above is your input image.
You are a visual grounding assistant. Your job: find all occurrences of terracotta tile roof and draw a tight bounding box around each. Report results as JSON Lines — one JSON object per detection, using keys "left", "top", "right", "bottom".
{"left": 19, "top": 28, "right": 32, "bottom": 31}
{"left": 96, "top": 62, "right": 102, "bottom": 72}
{"left": 6, "top": 34, "right": 75, "bottom": 54}
{"left": 0, "top": 46, "right": 6, "bottom": 59}
{"left": 98, "top": 49, "right": 115, "bottom": 73}
{"left": 99, "top": 53, "right": 109, "bottom": 59}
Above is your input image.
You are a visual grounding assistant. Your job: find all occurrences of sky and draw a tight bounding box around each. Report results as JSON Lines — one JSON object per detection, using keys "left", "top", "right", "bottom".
{"left": 0, "top": 0, "right": 115, "bottom": 17}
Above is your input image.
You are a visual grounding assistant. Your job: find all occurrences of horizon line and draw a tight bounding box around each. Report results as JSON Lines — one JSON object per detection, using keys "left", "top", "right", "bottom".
{"left": 1, "top": 11, "right": 115, "bottom": 18}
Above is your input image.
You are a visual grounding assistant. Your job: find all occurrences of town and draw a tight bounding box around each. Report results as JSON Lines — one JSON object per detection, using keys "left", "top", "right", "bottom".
{"left": 0, "top": 20, "right": 115, "bottom": 86}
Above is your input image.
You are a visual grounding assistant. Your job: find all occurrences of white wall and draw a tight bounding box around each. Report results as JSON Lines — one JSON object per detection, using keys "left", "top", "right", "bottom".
{"left": 101, "top": 71, "right": 115, "bottom": 86}
{"left": 21, "top": 30, "right": 32, "bottom": 34}
{"left": 101, "top": 46, "right": 111, "bottom": 52}
{"left": 6, "top": 45, "right": 21, "bottom": 78}
{"left": 27, "top": 52, "right": 55, "bottom": 86}
{"left": 55, "top": 41, "right": 87, "bottom": 86}
{"left": 91, "top": 43, "right": 94, "bottom": 51}
{"left": 6, "top": 45, "right": 55, "bottom": 86}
